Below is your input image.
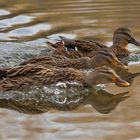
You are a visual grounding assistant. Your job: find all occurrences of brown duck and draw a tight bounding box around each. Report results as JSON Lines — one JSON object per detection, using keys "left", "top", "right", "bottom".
{"left": 0, "top": 65, "right": 130, "bottom": 91}
{"left": 20, "top": 50, "right": 128, "bottom": 73}
{"left": 48, "top": 27, "right": 140, "bottom": 58}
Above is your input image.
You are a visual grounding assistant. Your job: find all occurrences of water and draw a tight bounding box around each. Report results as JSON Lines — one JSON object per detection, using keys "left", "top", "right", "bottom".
{"left": 0, "top": 0, "right": 140, "bottom": 140}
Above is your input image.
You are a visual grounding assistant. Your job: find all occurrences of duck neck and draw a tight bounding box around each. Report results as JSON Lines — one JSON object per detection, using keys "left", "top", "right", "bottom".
{"left": 112, "top": 38, "right": 128, "bottom": 50}
{"left": 111, "top": 38, "right": 129, "bottom": 56}
{"left": 84, "top": 71, "right": 99, "bottom": 88}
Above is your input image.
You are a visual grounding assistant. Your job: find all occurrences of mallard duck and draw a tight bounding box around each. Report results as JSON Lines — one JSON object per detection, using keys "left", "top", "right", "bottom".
{"left": 0, "top": 65, "right": 130, "bottom": 91}
{"left": 20, "top": 50, "right": 128, "bottom": 73}
{"left": 49, "top": 27, "right": 140, "bottom": 58}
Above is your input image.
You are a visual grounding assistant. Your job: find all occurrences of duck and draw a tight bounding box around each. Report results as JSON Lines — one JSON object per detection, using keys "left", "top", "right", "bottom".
{"left": 20, "top": 50, "right": 128, "bottom": 74}
{"left": 110, "top": 27, "right": 140, "bottom": 57}
{"left": 48, "top": 27, "right": 140, "bottom": 59}
{"left": 0, "top": 65, "right": 130, "bottom": 91}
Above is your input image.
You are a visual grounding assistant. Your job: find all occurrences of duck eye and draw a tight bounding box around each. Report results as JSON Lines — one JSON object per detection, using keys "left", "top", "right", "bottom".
{"left": 122, "top": 32, "right": 132, "bottom": 39}
{"left": 105, "top": 53, "right": 109, "bottom": 56}
{"left": 101, "top": 52, "right": 110, "bottom": 57}
{"left": 105, "top": 71, "right": 111, "bottom": 74}
{"left": 104, "top": 53, "right": 114, "bottom": 60}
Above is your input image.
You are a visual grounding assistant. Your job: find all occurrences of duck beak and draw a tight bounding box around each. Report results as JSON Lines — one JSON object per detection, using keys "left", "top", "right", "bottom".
{"left": 112, "top": 77, "right": 130, "bottom": 87}
{"left": 112, "top": 58, "right": 128, "bottom": 70}
{"left": 130, "top": 37, "right": 140, "bottom": 46}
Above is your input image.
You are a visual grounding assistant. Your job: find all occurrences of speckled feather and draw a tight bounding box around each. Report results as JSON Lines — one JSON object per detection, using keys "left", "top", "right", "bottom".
{"left": 0, "top": 65, "right": 85, "bottom": 91}
{"left": 21, "top": 56, "right": 90, "bottom": 69}
{"left": 55, "top": 28, "right": 140, "bottom": 59}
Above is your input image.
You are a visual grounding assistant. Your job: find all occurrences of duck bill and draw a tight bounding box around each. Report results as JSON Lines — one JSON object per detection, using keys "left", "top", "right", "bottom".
{"left": 112, "top": 58, "right": 128, "bottom": 70}
{"left": 113, "top": 77, "right": 130, "bottom": 87}
{"left": 130, "top": 37, "right": 140, "bottom": 46}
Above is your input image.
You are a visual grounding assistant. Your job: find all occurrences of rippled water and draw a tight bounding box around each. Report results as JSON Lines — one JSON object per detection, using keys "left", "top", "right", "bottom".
{"left": 0, "top": 0, "right": 140, "bottom": 140}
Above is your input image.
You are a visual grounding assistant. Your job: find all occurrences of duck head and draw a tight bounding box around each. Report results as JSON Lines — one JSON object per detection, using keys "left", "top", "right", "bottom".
{"left": 85, "top": 66, "right": 130, "bottom": 87}
{"left": 90, "top": 49, "right": 128, "bottom": 70}
{"left": 113, "top": 27, "right": 140, "bottom": 48}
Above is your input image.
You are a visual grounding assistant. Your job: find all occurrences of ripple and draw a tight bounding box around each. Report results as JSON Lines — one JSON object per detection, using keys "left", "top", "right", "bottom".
{"left": 0, "top": 0, "right": 140, "bottom": 140}
{"left": 0, "top": 15, "right": 34, "bottom": 29}
{"left": 0, "top": 33, "right": 11, "bottom": 40}
{"left": 0, "top": 9, "right": 10, "bottom": 16}
{"left": 6, "top": 23, "right": 51, "bottom": 38}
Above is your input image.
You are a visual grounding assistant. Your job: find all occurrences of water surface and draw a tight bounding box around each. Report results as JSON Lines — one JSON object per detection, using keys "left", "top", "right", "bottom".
{"left": 0, "top": 0, "right": 140, "bottom": 140}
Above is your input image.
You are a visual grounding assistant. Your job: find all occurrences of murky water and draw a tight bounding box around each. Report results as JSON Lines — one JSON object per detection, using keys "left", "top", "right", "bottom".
{"left": 0, "top": 0, "right": 140, "bottom": 140}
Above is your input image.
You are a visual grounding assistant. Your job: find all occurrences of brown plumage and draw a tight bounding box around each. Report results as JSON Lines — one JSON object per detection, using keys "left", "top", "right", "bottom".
{"left": 49, "top": 27, "right": 140, "bottom": 58}
{"left": 0, "top": 65, "right": 130, "bottom": 91}
{"left": 20, "top": 50, "right": 128, "bottom": 73}
{"left": 48, "top": 41, "right": 84, "bottom": 59}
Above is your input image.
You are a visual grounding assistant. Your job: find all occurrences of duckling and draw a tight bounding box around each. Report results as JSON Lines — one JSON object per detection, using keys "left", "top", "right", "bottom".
{"left": 0, "top": 65, "right": 130, "bottom": 91}
{"left": 20, "top": 50, "right": 127, "bottom": 73}
{"left": 51, "top": 27, "right": 140, "bottom": 58}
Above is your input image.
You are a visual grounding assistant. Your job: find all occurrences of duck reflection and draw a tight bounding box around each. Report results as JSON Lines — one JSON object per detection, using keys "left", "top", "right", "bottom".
{"left": 86, "top": 89, "right": 129, "bottom": 114}
{"left": 0, "top": 86, "right": 129, "bottom": 114}
{"left": 118, "top": 69, "right": 140, "bottom": 85}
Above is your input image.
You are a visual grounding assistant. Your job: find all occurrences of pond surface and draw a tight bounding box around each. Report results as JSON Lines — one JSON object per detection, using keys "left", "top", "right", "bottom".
{"left": 0, "top": 0, "right": 140, "bottom": 140}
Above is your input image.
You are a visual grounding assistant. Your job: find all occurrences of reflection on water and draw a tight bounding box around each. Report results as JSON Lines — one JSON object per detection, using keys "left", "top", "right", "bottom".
{"left": 0, "top": 87, "right": 129, "bottom": 114}
{"left": 0, "top": 0, "right": 140, "bottom": 140}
